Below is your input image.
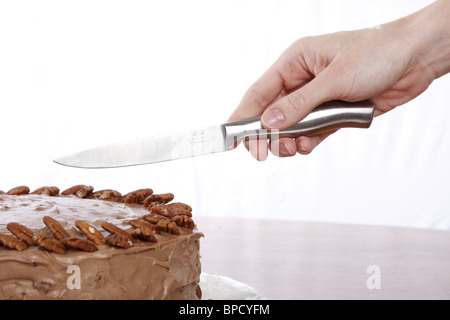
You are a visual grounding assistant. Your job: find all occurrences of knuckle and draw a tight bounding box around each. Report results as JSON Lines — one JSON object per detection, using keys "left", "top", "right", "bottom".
{"left": 285, "top": 92, "right": 308, "bottom": 115}
{"left": 247, "top": 86, "right": 270, "bottom": 110}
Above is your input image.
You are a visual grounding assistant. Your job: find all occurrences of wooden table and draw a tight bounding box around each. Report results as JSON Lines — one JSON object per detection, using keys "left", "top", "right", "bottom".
{"left": 196, "top": 217, "right": 450, "bottom": 300}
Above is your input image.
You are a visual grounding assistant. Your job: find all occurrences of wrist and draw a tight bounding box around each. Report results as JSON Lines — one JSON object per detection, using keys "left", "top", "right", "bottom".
{"left": 402, "top": 0, "right": 450, "bottom": 80}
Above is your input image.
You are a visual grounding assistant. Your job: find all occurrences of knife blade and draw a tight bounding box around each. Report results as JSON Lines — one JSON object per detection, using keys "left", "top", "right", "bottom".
{"left": 54, "top": 100, "right": 374, "bottom": 168}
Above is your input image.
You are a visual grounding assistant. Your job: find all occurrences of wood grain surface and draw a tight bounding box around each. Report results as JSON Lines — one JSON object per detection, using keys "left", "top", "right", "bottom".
{"left": 197, "top": 217, "right": 450, "bottom": 300}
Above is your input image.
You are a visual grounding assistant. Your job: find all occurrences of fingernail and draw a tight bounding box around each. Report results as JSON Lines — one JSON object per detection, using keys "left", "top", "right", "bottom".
{"left": 298, "top": 139, "right": 307, "bottom": 153}
{"left": 248, "top": 139, "right": 258, "bottom": 160}
{"left": 279, "top": 142, "right": 294, "bottom": 156}
{"left": 250, "top": 145, "right": 258, "bottom": 159}
{"left": 262, "top": 108, "right": 285, "bottom": 128}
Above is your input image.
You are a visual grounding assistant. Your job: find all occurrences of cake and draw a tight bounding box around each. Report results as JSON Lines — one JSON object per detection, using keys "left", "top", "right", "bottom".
{"left": 0, "top": 185, "right": 203, "bottom": 300}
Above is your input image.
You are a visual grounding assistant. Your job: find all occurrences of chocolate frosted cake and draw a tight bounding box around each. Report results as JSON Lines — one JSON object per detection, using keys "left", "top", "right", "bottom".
{"left": 0, "top": 185, "right": 203, "bottom": 300}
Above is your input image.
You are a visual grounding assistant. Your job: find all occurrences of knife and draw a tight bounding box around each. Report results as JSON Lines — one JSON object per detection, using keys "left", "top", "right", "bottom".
{"left": 54, "top": 100, "right": 374, "bottom": 168}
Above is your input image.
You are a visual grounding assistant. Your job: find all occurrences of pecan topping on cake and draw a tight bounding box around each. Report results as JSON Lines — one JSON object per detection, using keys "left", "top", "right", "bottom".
{"left": 131, "top": 228, "right": 158, "bottom": 243}
{"left": 89, "top": 189, "right": 122, "bottom": 201}
{"left": 156, "top": 220, "right": 181, "bottom": 235}
{"left": 43, "top": 216, "right": 70, "bottom": 241}
{"left": 171, "top": 208, "right": 193, "bottom": 218}
{"left": 101, "top": 222, "right": 134, "bottom": 243}
{"left": 129, "top": 219, "right": 159, "bottom": 234}
{"left": 167, "top": 202, "right": 192, "bottom": 212}
{"left": 105, "top": 234, "right": 133, "bottom": 249}
{"left": 0, "top": 234, "right": 28, "bottom": 251}
{"left": 143, "top": 193, "right": 174, "bottom": 207}
{"left": 61, "top": 185, "right": 94, "bottom": 198}
{"left": 172, "top": 215, "right": 195, "bottom": 230}
{"left": 121, "top": 188, "right": 154, "bottom": 204}
{"left": 6, "top": 186, "right": 30, "bottom": 196}
{"left": 35, "top": 235, "right": 67, "bottom": 255}
{"left": 7, "top": 223, "right": 36, "bottom": 246}
{"left": 62, "top": 237, "right": 98, "bottom": 252}
{"left": 0, "top": 184, "right": 197, "bottom": 255}
{"left": 75, "top": 220, "right": 106, "bottom": 245}
{"left": 128, "top": 219, "right": 159, "bottom": 243}
{"left": 31, "top": 186, "right": 60, "bottom": 196}
{"left": 142, "top": 213, "right": 170, "bottom": 225}
{"left": 149, "top": 203, "right": 175, "bottom": 219}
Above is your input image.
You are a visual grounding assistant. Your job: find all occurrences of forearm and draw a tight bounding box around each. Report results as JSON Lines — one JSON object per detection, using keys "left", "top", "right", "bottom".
{"left": 231, "top": 0, "right": 450, "bottom": 159}
{"left": 399, "top": 0, "right": 450, "bottom": 80}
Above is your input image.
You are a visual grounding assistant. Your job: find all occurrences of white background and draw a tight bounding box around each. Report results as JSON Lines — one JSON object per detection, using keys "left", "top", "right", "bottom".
{"left": 1, "top": 0, "right": 449, "bottom": 230}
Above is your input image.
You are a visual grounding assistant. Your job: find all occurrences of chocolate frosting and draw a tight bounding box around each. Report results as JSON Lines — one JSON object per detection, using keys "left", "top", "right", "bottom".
{"left": 0, "top": 194, "right": 202, "bottom": 300}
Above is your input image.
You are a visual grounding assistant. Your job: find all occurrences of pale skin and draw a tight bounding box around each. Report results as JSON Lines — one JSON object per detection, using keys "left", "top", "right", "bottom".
{"left": 229, "top": 0, "right": 450, "bottom": 161}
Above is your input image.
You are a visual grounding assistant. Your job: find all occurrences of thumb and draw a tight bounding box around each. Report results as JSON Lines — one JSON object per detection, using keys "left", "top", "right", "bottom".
{"left": 261, "top": 70, "right": 339, "bottom": 130}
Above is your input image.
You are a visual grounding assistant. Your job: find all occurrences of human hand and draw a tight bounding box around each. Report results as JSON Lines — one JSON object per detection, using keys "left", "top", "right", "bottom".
{"left": 229, "top": 0, "right": 450, "bottom": 161}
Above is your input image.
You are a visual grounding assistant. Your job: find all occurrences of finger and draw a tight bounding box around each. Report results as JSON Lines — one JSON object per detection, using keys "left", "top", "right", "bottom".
{"left": 228, "top": 66, "right": 284, "bottom": 122}
{"left": 296, "top": 130, "right": 337, "bottom": 155}
{"left": 229, "top": 47, "right": 316, "bottom": 123}
{"left": 269, "top": 138, "right": 297, "bottom": 158}
{"left": 247, "top": 137, "right": 269, "bottom": 161}
{"left": 261, "top": 67, "right": 339, "bottom": 130}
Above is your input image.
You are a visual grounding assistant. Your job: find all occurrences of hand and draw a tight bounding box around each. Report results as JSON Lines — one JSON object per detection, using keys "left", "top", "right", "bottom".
{"left": 229, "top": 0, "right": 450, "bottom": 161}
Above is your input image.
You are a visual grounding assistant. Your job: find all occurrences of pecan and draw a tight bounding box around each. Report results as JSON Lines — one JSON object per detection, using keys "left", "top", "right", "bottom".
{"left": 143, "top": 194, "right": 165, "bottom": 207}
{"left": 61, "top": 185, "right": 94, "bottom": 198}
{"left": 170, "top": 208, "right": 192, "bottom": 218}
{"left": 131, "top": 228, "right": 158, "bottom": 243}
{"left": 149, "top": 204, "right": 175, "bottom": 219}
{"left": 172, "top": 215, "right": 195, "bottom": 230}
{"left": 61, "top": 185, "right": 85, "bottom": 195}
{"left": 7, "top": 222, "right": 36, "bottom": 245}
{"left": 105, "top": 233, "right": 133, "bottom": 248}
{"left": 62, "top": 237, "right": 98, "bottom": 252}
{"left": 75, "top": 220, "right": 106, "bottom": 245}
{"left": 43, "top": 216, "right": 70, "bottom": 241}
{"left": 35, "top": 235, "right": 66, "bottom": 255}
{"left": 0, "top": 234, "right": 28, "bottom": 251}
{"left": 167, "top": 202, "right": 192, "bottom": 212}
{"left": 6, "top": 186, "right": 30, "bottom": 196}
{"left": 161, "top": 193, "right": 175, "bottom": 203}
{"left": 129, "top": 219, "right": 160, "bottom": 233}
{"left": 90, "top": 189, "right": 122, "bottom": 201}
{"left": 143, "top": 193, "right": 174, "bottom": 207}
{"left": 76, "top": 185, "right": 94, "bottom": 198}
{"left": 121, "top": 188, "right": 153, "bottom": 204}
{"left": 142, "top": 213, "right": 170, "bottom": 225}
{"left": 101, "top": 222, "right": 134, "bottom": 243}
{"left": 31, "top": 186, "right": 60, "bottom": 196}
{"left": 156, "top": 220, "right": 180, "bottom": 235}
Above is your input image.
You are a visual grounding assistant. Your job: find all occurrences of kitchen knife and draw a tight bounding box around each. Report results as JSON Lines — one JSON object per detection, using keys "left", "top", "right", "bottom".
{"left": 54, "top": 100, "right": 374, "bottom": 168}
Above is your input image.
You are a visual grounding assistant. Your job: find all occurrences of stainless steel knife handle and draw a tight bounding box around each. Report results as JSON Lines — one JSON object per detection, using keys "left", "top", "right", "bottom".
{"left": 224, "top": 100, "right": 374, "bottom": 150}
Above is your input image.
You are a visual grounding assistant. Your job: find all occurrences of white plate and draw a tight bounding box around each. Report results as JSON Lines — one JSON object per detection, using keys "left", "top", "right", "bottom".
{"left": 199, "top": 272, "right": 269, "bottom": 300}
